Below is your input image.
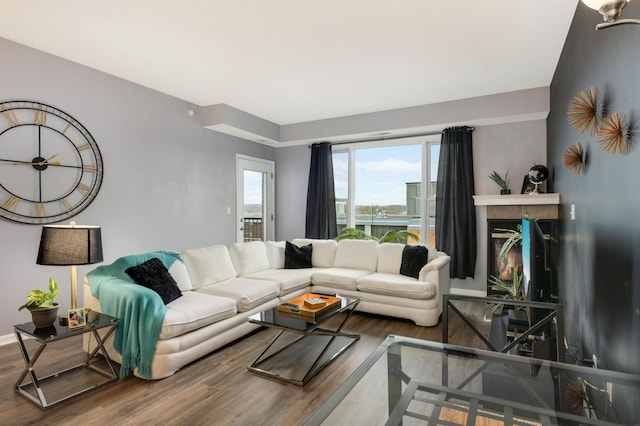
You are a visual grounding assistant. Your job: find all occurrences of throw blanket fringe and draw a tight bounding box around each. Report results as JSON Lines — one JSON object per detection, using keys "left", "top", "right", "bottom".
{"left": 87, "top": 250, "right": 182, "bottom": 379}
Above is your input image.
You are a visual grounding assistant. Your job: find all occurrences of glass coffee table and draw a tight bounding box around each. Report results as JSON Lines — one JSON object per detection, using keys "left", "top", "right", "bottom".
{"left": 248, "top": 294, "right": 360, "bottom": 386}
{"left": 305, "top": 334, "right": 640, "bottom": 425}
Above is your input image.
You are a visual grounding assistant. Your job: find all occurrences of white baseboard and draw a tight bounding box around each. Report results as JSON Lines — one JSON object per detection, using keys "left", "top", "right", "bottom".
{"left": 0, "top": 333, "right": 17, "bottom": 347}
{"left": 449, "top": 287, "right": 486, "bottom": 298}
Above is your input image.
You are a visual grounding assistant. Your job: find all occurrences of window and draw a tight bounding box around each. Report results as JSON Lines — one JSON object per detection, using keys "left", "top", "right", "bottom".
{"left": 333, "top": 135, "right": 440, "bottom": 246}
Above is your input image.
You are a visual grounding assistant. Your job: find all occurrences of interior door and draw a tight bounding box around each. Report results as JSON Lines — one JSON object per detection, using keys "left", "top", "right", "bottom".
{"left": 236, "top": 156, "right": 275, "bottom": 243}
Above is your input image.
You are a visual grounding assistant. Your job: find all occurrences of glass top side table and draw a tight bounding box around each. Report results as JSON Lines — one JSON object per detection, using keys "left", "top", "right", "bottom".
{"left": 14, "top": 310, "right": 119, "bottom": 409}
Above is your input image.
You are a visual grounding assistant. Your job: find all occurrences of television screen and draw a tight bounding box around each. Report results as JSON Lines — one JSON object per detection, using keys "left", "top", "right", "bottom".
{"left": 521, "top": 217, "right": 550, "bottom": 303}
{"left": 521, "top": 217, "right": 553, "bottom": 338}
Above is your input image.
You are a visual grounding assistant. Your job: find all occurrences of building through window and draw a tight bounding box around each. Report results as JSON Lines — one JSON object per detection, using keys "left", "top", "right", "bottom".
{"left": 333, "top": 135, "right": 440, "bottom": 246}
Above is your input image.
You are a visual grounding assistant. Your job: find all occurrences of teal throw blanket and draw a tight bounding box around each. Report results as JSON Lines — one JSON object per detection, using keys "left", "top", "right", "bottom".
{"left": 87, "top": 250, "right": 182, "bottom": 379}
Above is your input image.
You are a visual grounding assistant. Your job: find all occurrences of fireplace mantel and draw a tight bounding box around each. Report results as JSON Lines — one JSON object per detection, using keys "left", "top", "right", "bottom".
{"left": 473, "top": 193, "right": 560, "bottom": 206}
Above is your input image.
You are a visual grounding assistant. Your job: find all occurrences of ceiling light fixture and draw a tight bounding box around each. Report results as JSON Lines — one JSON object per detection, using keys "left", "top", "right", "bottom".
{"left": 581, "top": 0, "right": 639, "bottom": 29}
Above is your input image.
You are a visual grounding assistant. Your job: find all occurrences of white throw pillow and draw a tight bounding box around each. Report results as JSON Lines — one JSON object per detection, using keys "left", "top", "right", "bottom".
{"left": 181, "top": 245, "right": 237, "bottom": 289}
{"left": 168, "top": 259, "right": 193, "bottom": 291}
{"left": 265, "top": 241, "right": 286, "bottom": 269}
{"left": 333, "top": 240, "right": 379, "bottom": 271}
{"left": 291, "top": 238, "right": 338, "bottom": 268}
{"left": 427, "top": 246, "right": 437, "bottom": 263}
{"left": 376, "top": 243, "right": 404, "bottom": 274}
{"left": 228, "top": 241, "right": 270, "bottom": 276}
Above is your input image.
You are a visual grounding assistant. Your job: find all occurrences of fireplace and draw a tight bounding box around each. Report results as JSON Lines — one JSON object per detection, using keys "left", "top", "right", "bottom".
{"left": 474, "top": 195, "right": 559, "bottom": 298}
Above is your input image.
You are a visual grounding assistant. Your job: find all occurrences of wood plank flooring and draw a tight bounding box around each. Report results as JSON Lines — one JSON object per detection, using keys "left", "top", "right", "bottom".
{"left": 0, "top": 306, "right": 488, "bottom": 426}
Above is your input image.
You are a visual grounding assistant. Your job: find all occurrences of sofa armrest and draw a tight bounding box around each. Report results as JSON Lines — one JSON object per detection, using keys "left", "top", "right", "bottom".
{"left": 419, "top": 253, "right": 451, "bottom": 312}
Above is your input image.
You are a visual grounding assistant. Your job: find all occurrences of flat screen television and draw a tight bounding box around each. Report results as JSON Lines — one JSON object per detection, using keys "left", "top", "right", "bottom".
{"left": 521, "top": 217, "right": 551, "bottom": 326}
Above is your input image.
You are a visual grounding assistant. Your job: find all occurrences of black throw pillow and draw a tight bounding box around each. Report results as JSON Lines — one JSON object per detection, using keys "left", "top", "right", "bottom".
{"left": 284, "top": 241, "right": 313, "bottom": 269}
{"left": 400, "top": 245, "right": 429, "bottom": 279}
{"left": 125, "top": 257, "right": 183, "bottom": 305}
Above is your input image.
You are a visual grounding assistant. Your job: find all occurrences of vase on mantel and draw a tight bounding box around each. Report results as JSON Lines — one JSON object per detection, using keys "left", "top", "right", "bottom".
{"left": 500, "top": 189, "right": 511, "bottom": 195}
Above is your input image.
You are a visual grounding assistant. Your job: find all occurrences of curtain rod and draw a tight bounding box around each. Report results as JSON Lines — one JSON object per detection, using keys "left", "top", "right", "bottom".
{"left": 309, "top": 126, "right": 475, "bottom": 147}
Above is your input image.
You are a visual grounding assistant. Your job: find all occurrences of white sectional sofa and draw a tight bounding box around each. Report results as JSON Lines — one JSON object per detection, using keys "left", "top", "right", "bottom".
{"left": 84, "top": 238, "right": 450, "bottom": 379}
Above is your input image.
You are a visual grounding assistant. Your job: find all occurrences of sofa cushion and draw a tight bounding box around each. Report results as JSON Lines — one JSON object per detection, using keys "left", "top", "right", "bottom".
{"left": 292, "top": 238, "right": 338, "bottom": 268}
{"left": 245, "top": 268, "right": 314, "bottom": 296}
{"left": 377, "top": 243, "right": 404, "bottom": 274}
{"left": 357, "top": 272, "right": 437, "bottom": 300}
{"left": 285, "top": 241, "right": 313, "bottom": 269}
{"left": 311, "top": 267, "right": 372, "bottom": 291}
{"left": 160, "top": 292, "right": 237, "bottom": 340}
{"left": 400, "top": 245, "right": 429, "bottom": 279}
{"left": 229, "top": 241, "right": 270, "bottom": 276}
{"left": 125, "top": 258, "right": 183, "bottom": 305}
{"left": 265, "top": 241, "right": 286, "bottom": 269}
{"left": 181, "top": 245, "right": 237, "bottom": 289}
{"left": 196, "top": 277, "right": 279, "bottom": 312}
{"left": 333, "top": 240, "right": 379, "bottom": 271}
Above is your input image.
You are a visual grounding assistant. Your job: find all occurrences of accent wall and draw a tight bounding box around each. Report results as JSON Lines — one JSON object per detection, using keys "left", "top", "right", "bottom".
{"left": 548, "top": 2, "right": 640, "bottom": 375}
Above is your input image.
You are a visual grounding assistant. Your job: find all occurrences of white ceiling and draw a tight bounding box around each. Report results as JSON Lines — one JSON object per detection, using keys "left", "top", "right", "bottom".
{"left": 0, "top": 1, "right": 578, "bottom": 125}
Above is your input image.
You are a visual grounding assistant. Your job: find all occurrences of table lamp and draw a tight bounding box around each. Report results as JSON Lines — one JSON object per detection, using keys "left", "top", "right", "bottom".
{"left": 36, "top": 221, "right": 103, "bottom": 309}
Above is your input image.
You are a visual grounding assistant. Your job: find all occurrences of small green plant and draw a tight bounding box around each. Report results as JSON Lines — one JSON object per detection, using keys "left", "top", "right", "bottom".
{"left": 496, "top": 225, "right": 522, "bottom": 263}
{"left": 377, "top": 230, "right": 421, "bottom": 243}
{"left": 484, "top": 272, "right": 524, "bottom": 318}
{"left": 334, "top": 227, "right": 376, "bottom": 241}
{"left": 489, "top": 170, "right": 510, "bottom": 191}
{"left": 18, "top": 278, "right": 59, "bottom": 311}
{"left": 335, "top": 227, "right": 421, "bottom": 243}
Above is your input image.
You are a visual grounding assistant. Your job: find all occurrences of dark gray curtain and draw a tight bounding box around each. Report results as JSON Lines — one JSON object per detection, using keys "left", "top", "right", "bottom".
{"left": 435, "top": 126, "right": 476, "bottom": 279}
{"left": 305, "top": 142, "right": 337, "bottom": 239}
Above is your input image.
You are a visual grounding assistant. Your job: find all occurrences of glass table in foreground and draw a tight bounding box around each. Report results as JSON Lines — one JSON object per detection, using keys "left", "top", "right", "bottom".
{"left": 304, "top": 335, "right": 640, "bottom": 425}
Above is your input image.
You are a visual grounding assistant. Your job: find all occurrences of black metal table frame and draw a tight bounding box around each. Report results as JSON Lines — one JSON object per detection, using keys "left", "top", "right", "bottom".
{"left": 442, "top": 294, "right": 565, "bottom": 362}
{"left": 248, "top": 298, "right": 360, "bottom": 386}
{"left": 14, "top": 317, "right": 119, "bottom": 409}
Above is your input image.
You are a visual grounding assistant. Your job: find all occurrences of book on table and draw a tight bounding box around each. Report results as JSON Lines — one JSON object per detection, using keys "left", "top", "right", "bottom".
{"left": 278, "top": 293, "right": 342, "bottom": 319}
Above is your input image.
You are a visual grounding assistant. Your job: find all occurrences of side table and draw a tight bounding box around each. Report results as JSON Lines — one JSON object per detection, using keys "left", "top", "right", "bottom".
{"left": 14, "top": 311, "right": 119, "bottom": 409}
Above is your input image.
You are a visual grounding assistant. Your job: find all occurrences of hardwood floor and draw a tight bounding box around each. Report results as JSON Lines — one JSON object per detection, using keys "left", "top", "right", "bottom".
{"left": 1, "top": 307, "right": 488, "bottom": 426}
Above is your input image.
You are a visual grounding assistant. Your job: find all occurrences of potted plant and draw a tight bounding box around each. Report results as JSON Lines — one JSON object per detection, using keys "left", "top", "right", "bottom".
{"left": 489, "top": 170, "right": 511, "bottom": 195}
{"left": 335, "top": 227, "right": 421, "bottom": 244}
{"left": 484, "top": 271, "right": 525, "bottom": 319}
{"left": 18, "top": 278, "right": 60, "bottom": 328}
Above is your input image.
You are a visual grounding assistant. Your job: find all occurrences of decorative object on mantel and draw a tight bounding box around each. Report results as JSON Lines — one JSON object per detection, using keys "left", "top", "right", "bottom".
{"left": 563, "top": 142, "right": 587, "bottom": 175}
{"left": 527, "top": 164, "right": 549, "bottom": 194}
{"left": 488, "top": 170, "right": 510, "bottom": 195}
{"left": 521, "top": 175, "right": 535, "bottom": 195}
{"left": 567, "top": 86, "right": 602, "bottom": 136}
{"left": 597, "top": 111, "right": 631, "bottom": 155}
{"left": 581, "top": 0, "right": 640, "bottom": 30}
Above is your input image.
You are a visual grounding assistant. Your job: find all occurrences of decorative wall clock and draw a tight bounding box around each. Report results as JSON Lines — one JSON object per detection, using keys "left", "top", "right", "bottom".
{"left": 0, "top": 101, "right": 103, "bottom": 224}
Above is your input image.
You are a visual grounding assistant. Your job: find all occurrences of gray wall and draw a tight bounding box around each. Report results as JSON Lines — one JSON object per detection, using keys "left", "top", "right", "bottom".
{"left": 0, "top": 38, "right": 274, "bottom": 335}
{"left": 548, "top": 3, "right": 640, "bottom": 375}
{"left": 276, "top": 120, "right": 547, "bottom": 294}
